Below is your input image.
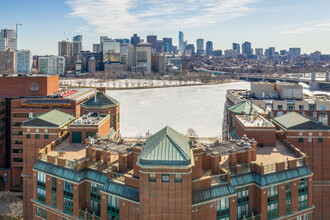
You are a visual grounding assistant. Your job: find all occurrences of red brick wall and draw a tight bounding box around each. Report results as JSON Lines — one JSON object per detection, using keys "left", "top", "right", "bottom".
{"left": 139, "top": 171, "right": 192, "bottom": 219}
{"left": 234, "top": 118, "right": 276, "bottom": 146}
{"left": 192, "top": 202, "right": 217, "bottom": 220}
{"left": 0, "top": 75, "right": 59, "bottom": 97}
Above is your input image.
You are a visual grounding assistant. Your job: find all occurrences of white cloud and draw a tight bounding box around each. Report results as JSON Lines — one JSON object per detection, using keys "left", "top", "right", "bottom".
{"left": 279, "top": 22, "right": 330, "bottom": 34}
{"left": 66, "top": 0, "right": 261, "bottom": 36}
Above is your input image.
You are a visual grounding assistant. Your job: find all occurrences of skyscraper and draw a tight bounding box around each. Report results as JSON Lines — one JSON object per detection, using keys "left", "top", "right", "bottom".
{"left": 15, "top": 50, "right": 32, "bottom": 74}
{"left": 58, "top": 40, "right": 70, "bottom": 56}
{"left": 186, "top": 44, "right": 195, "bottom": 55}
{"left": 163, "top": 38, "right": 172, "bottom": 54}
{"left": 242, "top": 41, "right": 252, "bottom": 58}
{"left": 72, "top": 35, "right": 82, "bottom": 43}
{"left": 147, "top": 35, "right": 157, "bottom": 52}
{"left": 131, "top": 34, "right": 141, "bottom": 47}
{"left": 233, "top": 43, "right": 240, "bottom": 53}
{"left": 179, "top": 31, "right": 184, "bottom": 55}
{"left": 0, "top": 29, "right": 17, "bottom": 52}
{"left": 196, "top": 38, "right": 205, "bottom": 55}
{"left": 71, "top": 41, "right": 82, "bottom": 57}
{"left": 206, "top": 41, "right": 213, "bottom": 55}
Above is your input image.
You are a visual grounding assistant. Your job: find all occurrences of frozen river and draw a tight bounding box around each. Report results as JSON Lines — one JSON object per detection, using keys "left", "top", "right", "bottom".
{"left": 107, "top": 81, "right": 250, "bottom": 138}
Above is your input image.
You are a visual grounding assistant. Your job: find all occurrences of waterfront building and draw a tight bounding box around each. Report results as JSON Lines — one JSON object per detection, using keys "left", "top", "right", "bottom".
{"left": 102, "top": 38, "right": 120, "bottom": 63}
{"left": 206, "top": 41, "right": 213, "bottom": 55}
{"left": 0, "top": 75, "right": 97, "bottom": 192}
{"left": 225, "top": 81, "right": 330, "bottom": 219}
{"left": 151, "top": 53, "right": 166, "bottom": 75}
{"left": 136, "top": 43, "right": 151, "bottom": 74}
{"left": 27, "top": 122, "right": 313, "bottom": 219}
{"left": 196, "top": 38, "right": 205, "bottom": 55}
{"left": 15, "top": 50, "right": 32, "bottom": 74}
{"left": 0, "top": 29, "right": 17, "bottom": 52}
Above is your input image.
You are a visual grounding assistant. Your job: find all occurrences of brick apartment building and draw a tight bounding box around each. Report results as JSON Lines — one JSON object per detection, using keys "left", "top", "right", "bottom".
{"left": 225, "top": 82, "right": 329, "bottom": 219}
{"left": 22, "top": 110, "right": 119, "bottom": 219}
{"left": 0, "top": 74, "right": 99, "bottom": 191}
{"left": 273, "top": 112, "right": 330, "bottom": 219}
{"left": 27, "top": 117, "right": 313, "bottom": 220}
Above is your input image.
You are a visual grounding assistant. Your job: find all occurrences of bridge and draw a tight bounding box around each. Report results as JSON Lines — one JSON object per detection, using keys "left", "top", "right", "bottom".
{"left": 235, "top": 72, "right": 330, "bottom": 91}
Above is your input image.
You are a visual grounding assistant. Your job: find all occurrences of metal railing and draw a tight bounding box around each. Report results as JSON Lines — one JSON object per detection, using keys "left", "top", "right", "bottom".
{"left": 79, "top": 209, "right": 101, "bottom": 220}
{"left": 63, "top": 204, "right": 73, "bottom": 214}
{"left": 245, "top": 214, "right": 261, "bottom": 220}
{"left": 263, "top": 163, "right": 276, "bottom": 174}
{"left": 298, "top": 201, "right": 308, "bottom": 210}
{"left": 211, "top": 173, "right": 228, "bottom": 185}
{"left": 297, "top": 158, "right": 304, "bottom": 167}
{"left": 109, "top": 171, "right": 125, "bottom": 183}
{"left": 242, "top": 163, "right": 251, "bottom": 173}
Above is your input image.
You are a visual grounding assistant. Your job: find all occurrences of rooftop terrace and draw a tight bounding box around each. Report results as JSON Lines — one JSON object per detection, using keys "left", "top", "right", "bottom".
{"left": 71, "top": 112, "right": 108, "bottom": 126}
{"left": 236, "top": 114, "right": 275, "bottom": 128}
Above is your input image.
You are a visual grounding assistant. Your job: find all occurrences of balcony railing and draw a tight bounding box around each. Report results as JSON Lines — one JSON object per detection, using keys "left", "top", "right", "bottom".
{"left": 109, "top": 171, "right": 125, "bottom": 183}
{"left": 211, "top": 173, "right": 228, "bottom": 185}
{"left": 245, "top": 214, "right": 261, "bottom": 220}
{"left": 37, "top": 194, "right": 45, "bottom": 204}
{"left": 267, "top": 210, "right": 278, "bottom": 220}
{"left": 63, "top": 204, "right": 73, "bottom": 214}
{"left": 298, "top": 201, "right": 308, "bottom": 210}
{"left": 263, "top": 163, "right": 276, "bottom": 174}
{"left": 79, "top": 209, "right": 101, "bottom": 220}
{"left": 286, "top": 205, "right": 291, "bottom": 214}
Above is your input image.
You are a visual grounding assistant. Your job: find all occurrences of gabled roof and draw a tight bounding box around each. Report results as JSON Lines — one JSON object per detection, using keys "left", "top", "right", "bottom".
{"left": 139, "top": 126, "right": 191, "bottom": 166}
{"left": 228, "top": 101, "right": 266, "bottom": 115}
{"left": 81, "top": 91, "right": 119, "bottom": 109}
{"left": 22, "top": 109, "right": 74, "bottom": 127}
{"left": 273, "top": 112, "right": 330, "bottom": 130}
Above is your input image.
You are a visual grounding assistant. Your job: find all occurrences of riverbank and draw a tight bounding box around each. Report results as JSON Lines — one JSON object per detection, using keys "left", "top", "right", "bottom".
{"left": 59, "top": 78, "right": 235, "bottom": 90}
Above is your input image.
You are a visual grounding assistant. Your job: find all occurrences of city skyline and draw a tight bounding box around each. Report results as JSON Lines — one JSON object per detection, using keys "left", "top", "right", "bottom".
{"left": 2, "top": 0, "right": 330, "bottom": 55}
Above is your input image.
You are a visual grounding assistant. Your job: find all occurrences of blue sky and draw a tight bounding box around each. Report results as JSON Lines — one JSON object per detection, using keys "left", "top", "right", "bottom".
{"left": 2, "top": 0, "right": 330, "bottom": 55}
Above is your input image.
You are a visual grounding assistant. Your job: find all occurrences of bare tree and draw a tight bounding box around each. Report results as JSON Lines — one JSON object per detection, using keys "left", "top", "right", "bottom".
{"left": 186, "top": 128, "right": 198, "bottom": 138}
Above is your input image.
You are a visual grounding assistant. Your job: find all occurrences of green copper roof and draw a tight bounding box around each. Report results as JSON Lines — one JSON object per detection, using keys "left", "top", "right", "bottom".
{"left": 33, "top": 160, "right": 108, "bottom": 184}
{"left": 139, "top": 126, "right": 191, "bottom": 166}
{"left": 81, "top": 91, "right": 119, "bottom": 109}
{"left": 102, "top": 181, "right": 139, "bottom": 202}
{"left": 22, "top": 109, "right": 74, "bottom": 127}
{"left": 192, "top": 183, "right": 235, "bottom": 205}
{"left": 228, "top": 101, "right": 266, "bottom": 115}
{"left": 273, "top": 112, "right": 330, "bottom": 130}
{"left": 231, "top": 165, "right": 312, "bottom": 187}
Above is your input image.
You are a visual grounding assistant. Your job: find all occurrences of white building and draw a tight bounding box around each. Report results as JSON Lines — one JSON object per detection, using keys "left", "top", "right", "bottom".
{"left": 38, "top": 56, "right": 65, "bottom": 75}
